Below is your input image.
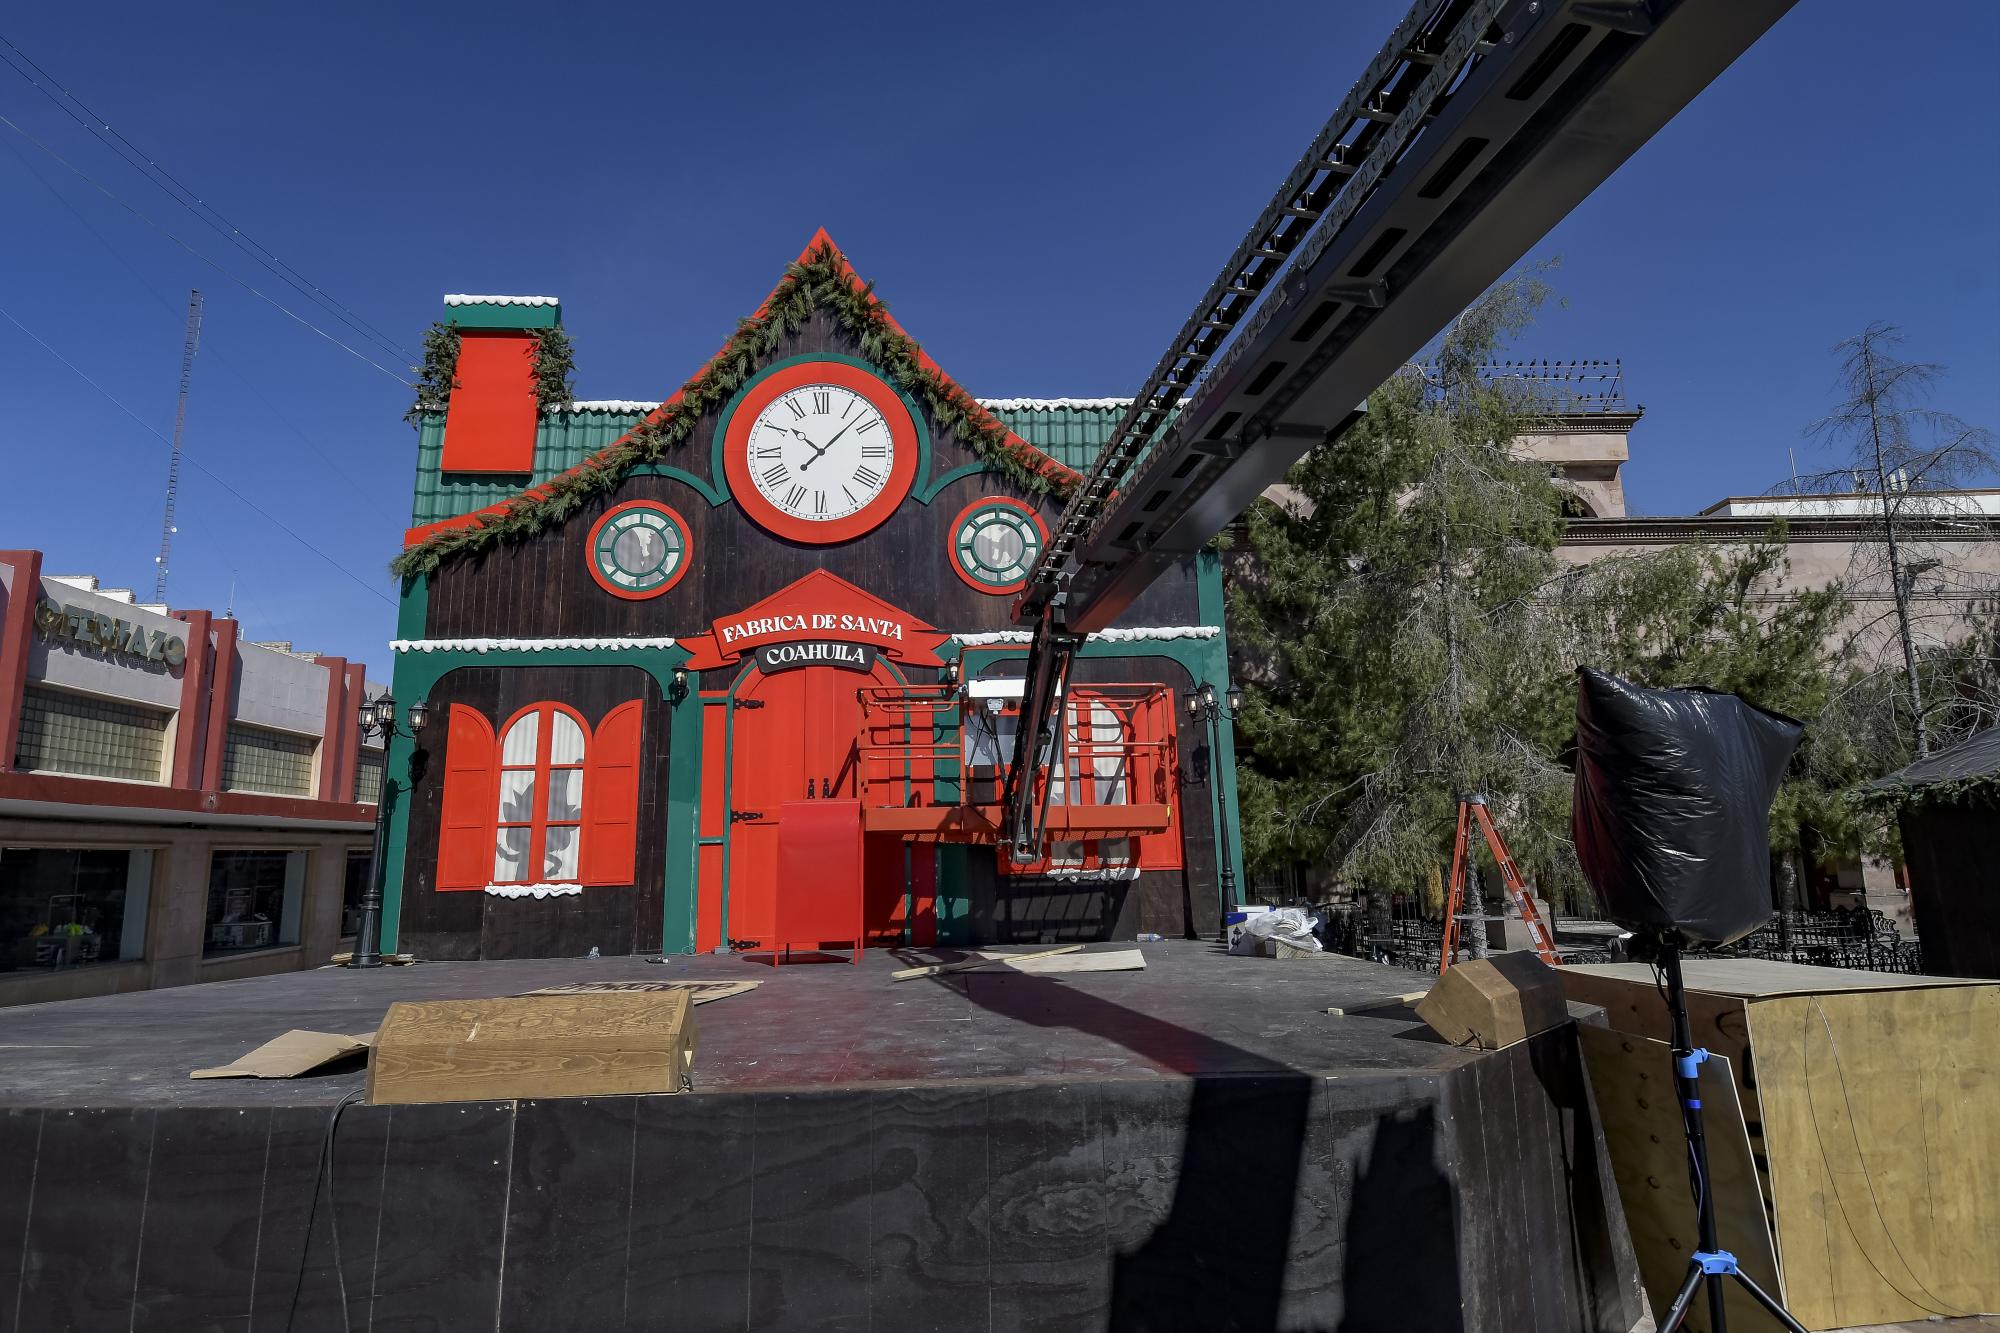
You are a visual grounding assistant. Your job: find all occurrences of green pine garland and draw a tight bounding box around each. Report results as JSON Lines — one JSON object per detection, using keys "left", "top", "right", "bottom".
{"left": 404, "top": 323, "right": 461, "bottom": 425}
{"left": 393, "top": 242, "right": 1075, "bottom": 577}
{"left": 532, "top": 326, "right": 575, "bottom": 407}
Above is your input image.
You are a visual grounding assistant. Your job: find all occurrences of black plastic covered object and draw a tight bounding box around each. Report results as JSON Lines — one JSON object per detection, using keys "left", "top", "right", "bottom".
{"left": 1572, "top": 667, "right": 1804, "bottom": 946}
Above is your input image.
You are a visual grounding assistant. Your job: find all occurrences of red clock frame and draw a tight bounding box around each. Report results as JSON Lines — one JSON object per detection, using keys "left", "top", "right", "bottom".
{"left": 721, "top": 360, "right": 919, "bottom": 544}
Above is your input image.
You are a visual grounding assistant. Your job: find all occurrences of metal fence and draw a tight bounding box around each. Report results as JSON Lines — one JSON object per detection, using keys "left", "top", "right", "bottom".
{"left": 1315, "top": 898, "right": 1926, "bottom": 976}
{"left": 1719, "top": 909, "right": 1925, "bottom": 974}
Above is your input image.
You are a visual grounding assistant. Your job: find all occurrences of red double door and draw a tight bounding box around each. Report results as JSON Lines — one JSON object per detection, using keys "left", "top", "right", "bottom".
{"left": 698, "top": 663, "right": 912, "bottom": 952}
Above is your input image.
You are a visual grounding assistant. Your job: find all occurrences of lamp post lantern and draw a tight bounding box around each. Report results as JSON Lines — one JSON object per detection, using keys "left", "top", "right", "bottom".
{"left": 348, "top": 692, "right": 426, "bottom": 969}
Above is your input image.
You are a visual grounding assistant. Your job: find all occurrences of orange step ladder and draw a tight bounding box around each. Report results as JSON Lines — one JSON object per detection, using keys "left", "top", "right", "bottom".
{"left": 1439, "top": 795, "right": 1560, "bottom": 974}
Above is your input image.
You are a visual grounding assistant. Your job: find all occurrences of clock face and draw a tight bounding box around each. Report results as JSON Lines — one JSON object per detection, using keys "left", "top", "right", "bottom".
{"left": 746, "top": 384, "right": 894, "bottom": 522}
{"left": 720, "top": 359, "right": 920, "bottom": 544}
{"left": 586, "top": 501, "right": 692, "bottom": 600}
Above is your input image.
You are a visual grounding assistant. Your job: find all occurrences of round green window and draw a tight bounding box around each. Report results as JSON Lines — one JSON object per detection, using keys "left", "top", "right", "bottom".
{"left": 587, "top": 501, "right": 692, "bottom": 600}
{"left": 950, "top": 499, "right": 1045, "bottom": 594}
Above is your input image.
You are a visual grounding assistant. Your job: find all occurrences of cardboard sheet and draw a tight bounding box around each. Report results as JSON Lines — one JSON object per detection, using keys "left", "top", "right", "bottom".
{"left": 191, "top": 1029, "right": 375, "bottom": 1080}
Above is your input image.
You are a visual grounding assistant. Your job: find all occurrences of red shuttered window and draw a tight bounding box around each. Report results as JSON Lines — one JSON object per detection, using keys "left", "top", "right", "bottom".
{"left": 434, "top": 699, "right": 643, "bottom": 892}
{"left": 581, "top": 700, "right": 642, "bottom": 886}
{"left": 438, "top": 706, "right": 497, "bottom": 891}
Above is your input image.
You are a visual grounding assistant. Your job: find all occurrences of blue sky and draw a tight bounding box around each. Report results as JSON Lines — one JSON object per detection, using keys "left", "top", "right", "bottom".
{"left": 3, "top": 0, "right": 1995, "bottom": 670}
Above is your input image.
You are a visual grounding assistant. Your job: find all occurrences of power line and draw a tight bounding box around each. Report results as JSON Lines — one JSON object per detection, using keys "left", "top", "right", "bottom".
{"left": 0, "top": 33, "right": 414, "bottom": 365}
{"left": 0, "top": 112, "right": 413, "bottom": 386}
{"left": 0, "top": 132, "right": 404, "bottom": 523}
{"left": 0, "top": 301, "right": 397, "bottom": 610}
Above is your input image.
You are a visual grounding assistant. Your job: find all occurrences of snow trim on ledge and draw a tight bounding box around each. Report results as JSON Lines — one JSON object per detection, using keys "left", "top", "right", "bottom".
{"left": 977, "top": 397, "right": 1133, "bottom": 411}
{"left": 484, "top": 883, "right": 583, "bottom": 899}
{"left": 392, "top": 636, "right": 677, "bottom": 654}
{"left": 952, "top": 626, "right": 1219, "bottom": 647}
{"left": 443, "top": 294, "right": 559, "bottom": 307}
{"left": 551, "top": 400, "right": 662, "bottom": 414}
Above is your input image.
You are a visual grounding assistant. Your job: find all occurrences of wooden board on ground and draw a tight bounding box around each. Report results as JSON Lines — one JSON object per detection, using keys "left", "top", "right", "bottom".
{"left": 1576, "top": 1026, "right": 1783, "bottom": 1333}
{"left": 891, "top": 943, "right": 1081, "bottom": 980}
{"left": 515, "top": 979, "right": 760, "bottom": 1004}
{"left": 971, "top": 947, "right": 1145, "bottom": 975}
{"left": 1746, "top": 985, "right": 2000, "bottom": 1329}
{"left": 367, "top": 991, "right": 695, "bottom": 1106}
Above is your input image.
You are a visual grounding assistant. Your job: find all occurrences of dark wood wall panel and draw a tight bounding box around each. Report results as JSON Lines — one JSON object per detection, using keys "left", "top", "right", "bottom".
{"left": 1903, "top": 803, "right": 2000, "bottom": 978}
{"left": 422, "top": 311, "right": 1203, "bottom": 643}
{"left": 398, "top": 666, "right": 667, "bottom": 961}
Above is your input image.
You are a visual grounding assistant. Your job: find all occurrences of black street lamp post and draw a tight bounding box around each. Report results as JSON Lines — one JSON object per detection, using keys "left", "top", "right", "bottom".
{"left": 347, "top": 692, "right": 428, "bottom": 969}
{"left": 1188, "top": 683, "right": 1245, "bottom": 911}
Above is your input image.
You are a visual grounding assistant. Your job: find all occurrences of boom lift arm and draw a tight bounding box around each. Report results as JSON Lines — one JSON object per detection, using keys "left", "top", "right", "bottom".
{"left": 1003, "top": 0, "right": 1795, "bottom": 864}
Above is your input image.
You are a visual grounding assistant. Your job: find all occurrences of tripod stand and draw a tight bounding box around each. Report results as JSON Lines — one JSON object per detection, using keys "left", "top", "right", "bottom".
{"left": 1639, "top": 933, "right": 1808, "bottom": 1333}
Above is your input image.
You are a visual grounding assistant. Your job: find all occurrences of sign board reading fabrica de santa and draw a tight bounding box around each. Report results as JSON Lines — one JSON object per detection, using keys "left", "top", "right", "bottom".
{"left": 679, "top": 570, "right": 948, "bottom": 671}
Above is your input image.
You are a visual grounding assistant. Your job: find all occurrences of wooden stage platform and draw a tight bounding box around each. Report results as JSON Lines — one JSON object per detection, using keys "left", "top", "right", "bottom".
{"left": 0, "top": 946, "right": 1643, "bottom": 1332}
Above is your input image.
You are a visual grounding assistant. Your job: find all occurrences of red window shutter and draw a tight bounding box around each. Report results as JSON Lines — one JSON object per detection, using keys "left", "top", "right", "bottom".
{"left": 1137, "top": 692, "right": 1184, "bottom": 871}
{"left": 437, "top": 704, "right": 498, "bottom": 891}
{"left": 581, "top": 699, "right": 643, "bottom": 886}
{"left": 440, "top": 333, "right": 540, "bottom": 473}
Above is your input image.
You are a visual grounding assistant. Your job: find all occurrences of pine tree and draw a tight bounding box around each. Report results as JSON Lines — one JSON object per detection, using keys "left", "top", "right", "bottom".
{"left": 1230, "top": 272, "right": 1865, "bottom": 916}
{"left": 1230, "top": 271, "right": 1580, "bottom": 906}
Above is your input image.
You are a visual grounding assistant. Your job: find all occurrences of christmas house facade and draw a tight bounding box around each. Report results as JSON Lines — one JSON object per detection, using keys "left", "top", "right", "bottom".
{"left": 380, "top": 234, "right": 1242, "bottom": 960}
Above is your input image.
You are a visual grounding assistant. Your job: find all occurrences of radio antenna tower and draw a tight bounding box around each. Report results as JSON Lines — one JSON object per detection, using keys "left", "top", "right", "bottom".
{"left": 153, "top": 290, "right": 205, "bottom": 602}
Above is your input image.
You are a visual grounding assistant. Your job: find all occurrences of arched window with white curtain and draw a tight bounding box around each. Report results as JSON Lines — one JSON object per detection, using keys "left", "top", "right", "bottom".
{"left": 493, "top": 704, "right": 588, "bottom": 885}
{"left": 435, "top": 697, "right": 645, "bottom": 895}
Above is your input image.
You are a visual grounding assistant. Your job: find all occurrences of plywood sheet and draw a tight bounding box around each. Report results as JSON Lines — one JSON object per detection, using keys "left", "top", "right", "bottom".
{"left": 1564, "top": 959, "right": 1991, "bottom": 999}
{"left": 1746, "top": 985, "right": 2000, "bottom": 1330}
{"left": 1577, "top": 1026, "right": 1784, "bottom": 1333}
{"left": 1558, "top": 969, "right": 1773, "bottom": 1228}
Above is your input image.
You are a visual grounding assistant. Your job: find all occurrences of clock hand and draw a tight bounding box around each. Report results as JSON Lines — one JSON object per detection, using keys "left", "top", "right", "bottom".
{"left": 803, "top": 414, "right": 864, "bottom": 467}
{"left": 785, "top": 427, "right": 834, "bottom": 472}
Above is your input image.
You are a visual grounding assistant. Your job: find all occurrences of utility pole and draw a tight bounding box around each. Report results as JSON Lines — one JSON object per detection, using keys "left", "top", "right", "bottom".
{"left": 154, "top": 291, "right": 204, "bottom": 603}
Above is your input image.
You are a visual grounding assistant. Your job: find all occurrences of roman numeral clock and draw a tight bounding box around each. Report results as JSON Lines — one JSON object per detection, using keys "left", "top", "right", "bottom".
{"left": 721, "top": 360, "right": 920, "bottom": 544}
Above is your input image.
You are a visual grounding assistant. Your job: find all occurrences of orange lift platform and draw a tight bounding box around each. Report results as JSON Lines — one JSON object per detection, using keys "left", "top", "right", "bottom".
{"left": 853, "top": 681, "right": 1176, "bottom": 847}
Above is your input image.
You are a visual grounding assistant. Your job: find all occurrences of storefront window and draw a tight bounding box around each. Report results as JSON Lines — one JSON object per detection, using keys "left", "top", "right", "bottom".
{"left": 204, "top": 850, "right": 304, "bottom": 955}
{"left": 341, "top": 849, "right": 372, "bottom": 937}
{"left": 14, "top": 685, "right": 169, "bottom": 783}
{"left": 222, "top": 724, "right": 317, "bottom": 797}
{"left": 0, "top": 847, "right": 150, "bottom": 973}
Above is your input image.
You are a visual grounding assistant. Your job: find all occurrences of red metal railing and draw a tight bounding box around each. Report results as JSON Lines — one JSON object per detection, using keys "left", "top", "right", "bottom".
{"left": 855, "top": 683, "right": 1176, "bottom": 843}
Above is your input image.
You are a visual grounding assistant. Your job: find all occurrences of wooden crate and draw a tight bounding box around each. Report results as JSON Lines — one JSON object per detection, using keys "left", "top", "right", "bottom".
{"left": 366, "top": 991, "right": 696, "bottom": 1106}
{"left": 1562, "top": 960, "right": 1998, "bottom": 1331}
